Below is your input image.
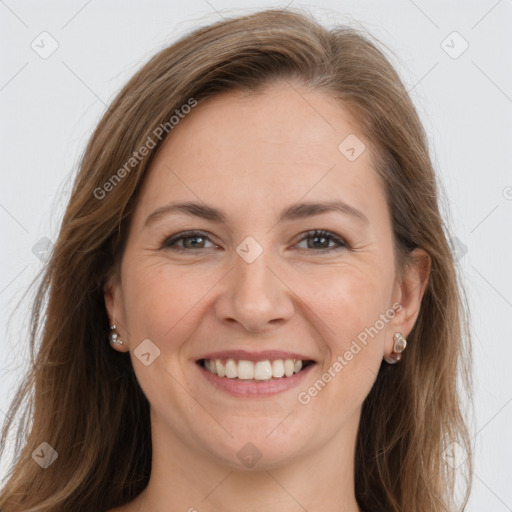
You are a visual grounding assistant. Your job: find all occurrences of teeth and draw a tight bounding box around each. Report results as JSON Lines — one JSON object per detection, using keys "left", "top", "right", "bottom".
{"left": 237, "top": 360, "right": 254, "bottom": 380}
{"left": 215, "top": 359, "right": 225, "bottom": 377}
{"left": 254, "top": 360, "right": 272, "bottom": 380}
{"left": 202, "top": 358, "right": 308, "bottom": 380}
{"left": 284, "top": 359, "right": 294, "bottom": 377}
{"left": 271, "top": 359, "right": 285, "bottom": 378}
{"left": 225, "top": 359, "right": 237, "bottom": 378}
{"left": 207, "top": 359, "right": 217, "bottom": 374}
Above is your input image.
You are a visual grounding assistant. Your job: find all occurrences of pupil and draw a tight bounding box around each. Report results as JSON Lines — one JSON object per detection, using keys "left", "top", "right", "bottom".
{"left": 310, "top": 235, "right": 327, "bottom": 249}
{"left": 186, "top": 236, "right": 202, "bottom": 248}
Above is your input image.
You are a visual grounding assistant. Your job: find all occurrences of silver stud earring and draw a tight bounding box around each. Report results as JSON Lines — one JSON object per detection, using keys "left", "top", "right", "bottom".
{"left": 384, "top": 332, "right": 407, "bottom": 364}
{"left": 109, "top": 324, "right": 123, "bottom": 346}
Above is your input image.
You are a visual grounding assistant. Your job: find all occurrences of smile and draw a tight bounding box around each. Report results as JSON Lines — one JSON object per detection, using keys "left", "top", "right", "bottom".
{"left": 200, "top": 358, "right": 314, "bottom": 380}
{"left": 196, "top": 358, "right": 316, "bottom": 397}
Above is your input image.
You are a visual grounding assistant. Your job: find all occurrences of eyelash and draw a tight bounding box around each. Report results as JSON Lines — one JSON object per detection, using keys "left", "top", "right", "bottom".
{"left": 160, "top": 229, "right": 348, "bottom": 254}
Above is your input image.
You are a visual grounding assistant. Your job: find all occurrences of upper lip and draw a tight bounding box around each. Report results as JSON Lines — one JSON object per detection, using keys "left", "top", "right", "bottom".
{"left": 196, "top": 350, "right": 316, "bottom": 363}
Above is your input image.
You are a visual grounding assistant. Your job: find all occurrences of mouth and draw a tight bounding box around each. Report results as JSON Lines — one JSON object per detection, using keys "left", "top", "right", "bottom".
{"left": 195, "top": 353, "right": 317, "bottom": 398}
{"left": 197, "top": 357, "right": 316, "bottom": 381}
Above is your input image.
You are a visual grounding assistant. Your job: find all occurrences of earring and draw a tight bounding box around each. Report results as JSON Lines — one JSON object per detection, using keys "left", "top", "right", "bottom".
{"left": 384, "top": 332, "right": 407, "bottom": 364}
{"left": 109, "top": 324, "right": 123, "bottom": 346}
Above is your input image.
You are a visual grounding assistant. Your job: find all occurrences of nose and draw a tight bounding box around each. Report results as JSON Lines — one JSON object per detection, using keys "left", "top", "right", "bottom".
{"left": 214, "top": 248, "right": 295, "bottom": 333}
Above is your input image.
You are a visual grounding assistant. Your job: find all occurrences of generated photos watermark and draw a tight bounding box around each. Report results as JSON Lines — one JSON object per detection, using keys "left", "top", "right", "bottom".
{"left": 93, "top": 97, "right": 198, "bottom": 200}
{"left": 297, "top": 302, "right": 403, "bottom": 405}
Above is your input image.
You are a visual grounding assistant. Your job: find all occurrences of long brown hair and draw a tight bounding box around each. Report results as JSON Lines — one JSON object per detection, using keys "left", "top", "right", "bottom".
{"left": 0, "top": 8, "right": 473, "bottom": 511}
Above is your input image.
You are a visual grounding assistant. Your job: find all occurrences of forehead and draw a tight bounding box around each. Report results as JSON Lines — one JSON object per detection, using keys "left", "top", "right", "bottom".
{"left": 135, "top": 82, "right": 386, "bottom": 226}
{"left": 169, "top": 83, "right": 365, "bottom": 166}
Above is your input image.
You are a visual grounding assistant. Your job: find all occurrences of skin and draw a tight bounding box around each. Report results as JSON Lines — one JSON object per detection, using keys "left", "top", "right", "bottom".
{"left": 105, "top": 80, "right": 430, "bottom": 512}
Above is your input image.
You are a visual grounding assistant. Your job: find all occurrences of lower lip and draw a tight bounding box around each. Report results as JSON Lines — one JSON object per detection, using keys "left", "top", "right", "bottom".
{"left": 197, "top": 362, "right": 316, "bottom": 398}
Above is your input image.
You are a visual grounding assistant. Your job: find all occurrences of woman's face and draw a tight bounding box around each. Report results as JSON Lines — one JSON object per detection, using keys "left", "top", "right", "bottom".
{"left": 106, "top": 81, "right": 427, "bottom": 469}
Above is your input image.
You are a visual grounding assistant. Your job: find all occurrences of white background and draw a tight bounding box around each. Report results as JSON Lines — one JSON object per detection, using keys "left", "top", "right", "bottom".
{"left": 1, "top": 0, "right": 511, "bottom": 510}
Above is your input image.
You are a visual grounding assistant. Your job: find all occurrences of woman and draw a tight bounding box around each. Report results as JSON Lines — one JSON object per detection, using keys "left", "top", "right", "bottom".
{"left": 0, "top": 7, "right": 473, "bottom": 512}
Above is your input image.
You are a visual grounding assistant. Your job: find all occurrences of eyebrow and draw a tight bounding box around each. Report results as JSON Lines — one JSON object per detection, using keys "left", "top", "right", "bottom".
{"left": 144, "top": 199, "right": 369, "bottom": 227}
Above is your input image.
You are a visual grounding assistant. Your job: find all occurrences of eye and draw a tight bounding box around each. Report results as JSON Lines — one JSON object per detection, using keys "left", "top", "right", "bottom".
{"left": 161, "top": 230, "right": 218, "bottom": 252}
{"left": 295, "top": 230, "right": 348, "bottom": 253}
{"left": 160, "top": 229, "right": 348, "bottom": 254}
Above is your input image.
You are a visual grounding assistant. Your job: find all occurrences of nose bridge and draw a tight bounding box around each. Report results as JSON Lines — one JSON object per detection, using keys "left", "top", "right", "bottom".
{"left": 234, "top": 244, "right": 274, "bottom": 297}
{"left": 216, "top": 236, "right": 294, "bottom": 331}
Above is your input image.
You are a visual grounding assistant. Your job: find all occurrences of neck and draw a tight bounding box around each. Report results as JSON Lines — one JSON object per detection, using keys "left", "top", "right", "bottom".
{"left": 139, "top": 409, "right": 363, "bottom": 512}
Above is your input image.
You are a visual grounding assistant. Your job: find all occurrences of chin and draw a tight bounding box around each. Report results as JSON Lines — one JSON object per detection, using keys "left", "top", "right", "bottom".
{"left": 200, "top": 421, "right": 315, "bottom": 471}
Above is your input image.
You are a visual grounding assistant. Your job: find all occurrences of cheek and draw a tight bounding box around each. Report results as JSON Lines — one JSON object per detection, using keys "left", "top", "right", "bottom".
{"left": 120, "top": 262, "right": 215, "bottom": 411}
{"left": 308, "top": 264, "right": 393, "bottom": 378}
{"left": 121, "top": 260, "right": 218, "bottom": 344}
{"left": 123, "top": 255, "right": 392, "bottom": 349}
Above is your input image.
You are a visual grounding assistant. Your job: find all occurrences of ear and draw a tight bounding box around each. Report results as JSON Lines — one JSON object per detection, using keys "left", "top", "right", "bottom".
{"left": 387, "top": 248, "right": 431, "bottom": 356}
{"left": 104, "top": 272, "right": 129, "bottom": 352}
